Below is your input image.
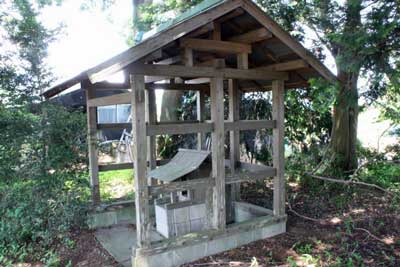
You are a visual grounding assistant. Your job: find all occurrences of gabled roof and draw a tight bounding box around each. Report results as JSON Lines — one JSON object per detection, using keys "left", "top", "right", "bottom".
{"left": 43, "top": 0, "right": 337, "bottom": 99}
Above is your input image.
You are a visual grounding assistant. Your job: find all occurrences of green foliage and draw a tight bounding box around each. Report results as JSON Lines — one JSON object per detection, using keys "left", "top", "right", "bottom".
{"left": 99, "top": 169, "right": 134, "bottom": 201}
{"left": 136, "top": 0, "right": 203, "bottom": 32}
{"left": 0, "top": 173, "right": 89, "bottom": 265}
{"left": 0, "top": 103, "right": 89, "bottom": 264}
{"left": 0, "top": 103, "right": 87, "bottom": 179}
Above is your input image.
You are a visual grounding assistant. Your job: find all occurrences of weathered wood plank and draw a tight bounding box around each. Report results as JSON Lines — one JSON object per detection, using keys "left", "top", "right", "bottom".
{"left": 224, "top": 120, "right": 276, "bottom": 131}
{"left": 257, "top": 59, "right": 308, "bottom": 72}
{"left": 87, "top": 92, "right": 131, "bottom": 107}
{"left": 131, "top": 74, "right": 151, "bottom": 247}
{"left": 147, "top": 122, "right": 213, "bottom": 136}
{"left": 210, "top": 76, "right": 226, "bottom": 230}
{"left": 146, "top": 83, "right": 209, "bottom": 91}
{"left": 148, "top": 178, "right": 212, "bottom": 197}
{"left": 146, "top": 89, "right": 157, "bottom": 184}
{"left": 227, "top": 28, "right": 273, "bottom": 44}
{"left": 197, "top": 90, "right": 206, "bottom": 150}
{"left": 129, "top": 63, "right": 289, "bottom": 81}
{"left": 97, "top": 123, "right": 131, "bottom": 130}
{"left": 272, "top": 80, "right": 285, "bottom": 216}
{"left": 84, "top": 81, "right": 100, "bottom": 205}
{"left": 181, "top": 38, "right": 251, "bottom": 54}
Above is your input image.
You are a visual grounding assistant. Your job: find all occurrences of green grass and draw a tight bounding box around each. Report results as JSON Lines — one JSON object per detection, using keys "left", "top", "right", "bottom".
{"left": 99, "top": 169, "right": 135, "bottom": 202}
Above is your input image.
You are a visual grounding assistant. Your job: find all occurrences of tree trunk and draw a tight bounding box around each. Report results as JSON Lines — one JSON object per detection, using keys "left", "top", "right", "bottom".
{"left": 330, "top": 69, "right": 359, "bottom": 171}
{"left": 159, "top": 91, "right": 183, "bottom": 121}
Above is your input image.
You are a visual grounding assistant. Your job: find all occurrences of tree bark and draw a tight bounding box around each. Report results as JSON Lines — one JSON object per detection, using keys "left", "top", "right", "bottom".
{"left": 330, "top": 69, "right": 359, "bottom": 171}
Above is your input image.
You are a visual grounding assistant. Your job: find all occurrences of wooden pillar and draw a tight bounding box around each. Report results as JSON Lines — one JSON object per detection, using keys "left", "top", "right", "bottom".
{"left": 84, "top": 82, "right": 100, "bottom": 205}
{"left": 146, "top": 89, "right": 157, "bottom": 185}
{"left": 272, "top": 80, "right": 285, "bottom": 216}
{"left": 131, "top": 74, "right": 151, "bottom": 247}
{"left": 209, "top": 76, "right": 226, "bottom": 229}
{"left": 196, "top": 90, "right": 205, "bottom": 150}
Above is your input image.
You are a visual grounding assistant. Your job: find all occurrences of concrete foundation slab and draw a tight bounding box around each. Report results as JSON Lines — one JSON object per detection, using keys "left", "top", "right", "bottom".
{"left": 95, "top": 226, "right": 164, "bottom": 267}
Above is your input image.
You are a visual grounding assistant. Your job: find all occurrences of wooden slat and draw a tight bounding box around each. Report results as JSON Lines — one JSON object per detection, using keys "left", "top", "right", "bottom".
{"left": 155, "top": 55, "right": 181, "bottom": 65}
{"left": 272, "top": 80, "right": 285, "bottom": 217}
{"left": 226, "top": 165, "right": 277, "bottom": 184}
{"left": 87, "top": 92, "right": 131, "bottom": 107}
{"left": 129, "top": 63, "right": 288, "bottom": 81}
{"left": 181, "top": 38, "right": 251, "bottom": 54}
{"left": 225, "top": 120, "right": 276, "bottom": 131}
{"left": 227, "top": 28, "right": 273, "bottom": 44}
{"left": 97, "top": 123, "right": 131, "bottom": 130}
{"left": 131, "top": 74, "right": 151, "bottom": 247}
{"left": 257, "top": 59, "right": 308, "bottom": 72}
{"left": 146, "top": 83, "right": 208, "bottom": 91}
{"left": 148, "top": 178, "right": 211, "bottom": 197}
{"left": 88, "top": 81, "right": 130, "bottom": 90}
{"left": 146, "top": 122, "right": 213, "bottom": 136}
{"left": 146, "top": 89, "right": 157, "bottom": 177}
{"left": 197, "top": 90, "right": 205, "bottom": 150}
{"left": 98, "top": 159, "right": 170, "bottom": 172}
{"left": 83, "top": 80, "right": 100, "bottom": 205}
{"left": 98, "top": 162, "right": 132, "bottom": 171}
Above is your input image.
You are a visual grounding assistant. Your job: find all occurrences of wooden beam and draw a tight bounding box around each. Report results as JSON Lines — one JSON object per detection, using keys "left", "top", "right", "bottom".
{"left": 148, "top": 178, "right": 212, "bottom": 197}
{"left": 83, "top": 81, "right": 100, "bottom": 205}
{"left": 272, "top": 80, "right": 285, "bottom": 217}
{"left": 146, "top": 89, "right": 157, "bottom": 181}
{"left": 181, "top": 38, "right": 251, "bottom": 54}
{"left": 98, "top": 162, "right": 132, "bottom": 171}
{"left": 257, "top": 59, "right": 308, "bottom": 72}
{"left": 87, "top": 92, "right": 131, "bottom": 107}
{"left": 97, "top": 123, "right": 131, "bottom": 130}
{"left": 88, "top": 81, "right": 129, "bottom": 90}
{"left": 197, "top": 90, "right": 206, "bottom": 150}
{"left": 131, "top": 74, "right": 151, "bottom": 247}
{"left": 240, "top": 81, "right": 310, "bottom": 92}
{"left": 146, "top": 122, "right": 213, "bottom": 136}
{"left": 226, "top": 165, "right": 277, "bottom": 184}
{"left": 129, "top": 63, "right": 288, "bottom": 81}
{"left": 210, "top": 76, "right": 226, "bottom": 230}
{"left": 146, "top": 83, "right": 208, "bottom": 91}
{"left": 227, "top": 28, "right": 273, "bottom": 44}
{"left": 140, "top": 49, "right": 163, "bottom": 63}
{"left": 212, "top": 22, "right": 221, "bottom": 41}
{"left": 225, "top": 120, "right": 275, "bottom": 131}
{"left": 155, "top": 55, "right": 181, "bottom": 65}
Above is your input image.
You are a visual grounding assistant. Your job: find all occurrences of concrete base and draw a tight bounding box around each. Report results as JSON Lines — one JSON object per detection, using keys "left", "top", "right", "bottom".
{"left": 95, "top": 226, "right": 164, "bottom": 267}
{"left": 133, "top": 216, "right": 286, "bottom": 267}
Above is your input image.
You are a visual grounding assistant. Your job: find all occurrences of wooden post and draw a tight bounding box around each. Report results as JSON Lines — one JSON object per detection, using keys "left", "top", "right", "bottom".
{"left": 209, "top": 76, "right": 226, "bottom": 229}
{"left": 228, "top": 81, "right": 240, "bottom": 173}
{"left": 146, "top": 89, "right": 157, "bottom": 185}
{"left": 196, "top": 90, "right": 205, "bottom": 150}
{"left": 272, "top": 80, "right": 285, "bottom": 216}
{"left": 84, "top": 82, "right": 100, "bottom": 205}
{"left": 131, "top": 74, "right": 151, "bottom": 247}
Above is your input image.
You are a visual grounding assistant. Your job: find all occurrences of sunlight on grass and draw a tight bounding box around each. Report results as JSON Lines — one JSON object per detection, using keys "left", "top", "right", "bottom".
{"left": 99, "top": 169, "right": 135, "bottom": 202}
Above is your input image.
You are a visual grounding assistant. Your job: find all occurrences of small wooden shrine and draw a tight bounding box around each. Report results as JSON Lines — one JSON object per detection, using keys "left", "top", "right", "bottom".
{"left": 43, "top": 0, "right": 336, "bottom": 266}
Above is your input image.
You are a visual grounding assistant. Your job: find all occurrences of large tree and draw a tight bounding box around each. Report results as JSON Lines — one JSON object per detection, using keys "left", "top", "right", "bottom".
{"left": 256, "top": 0, "right": 400, "bottom": 171}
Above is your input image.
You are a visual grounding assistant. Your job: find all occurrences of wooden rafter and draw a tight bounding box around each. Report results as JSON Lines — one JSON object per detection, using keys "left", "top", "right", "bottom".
{"left": 227, "top": 28, "right": 273, "bottom": 44}
{"left": 180, "top": 38, "right": 251, "bottom": 54}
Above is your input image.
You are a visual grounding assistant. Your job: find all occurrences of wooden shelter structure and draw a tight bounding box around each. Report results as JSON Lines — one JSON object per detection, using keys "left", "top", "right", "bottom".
{"left": 43, "top": 0, "right": 336, "bottom": 266}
